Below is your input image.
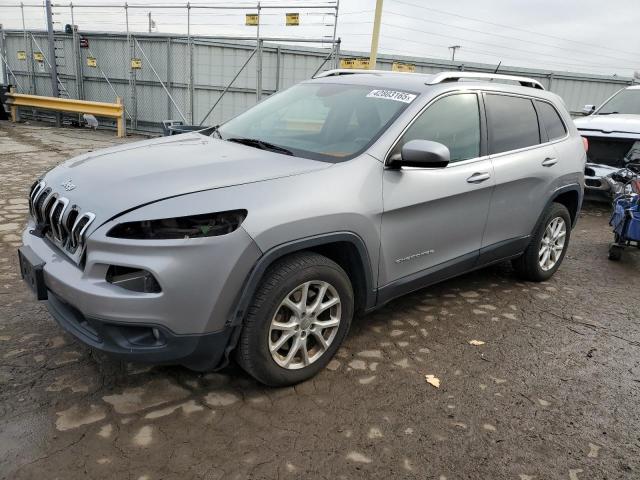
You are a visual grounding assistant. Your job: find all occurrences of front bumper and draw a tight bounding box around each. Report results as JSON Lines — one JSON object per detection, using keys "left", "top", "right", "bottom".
{"left": 46, "top": 290, "right": 234, "bottom": 369}
{"left": 21, "top": 219, "right": 261, "bottom": 367}
{"left": 584, "top": 163, "right": 618, "bottom": 198}
{"left": 580, "top": 133, "right": 640, "bottom": 199}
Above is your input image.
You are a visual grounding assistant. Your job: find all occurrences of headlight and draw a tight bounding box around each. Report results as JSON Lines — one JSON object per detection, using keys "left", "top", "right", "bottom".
{"left": 107, "top": 210, "right": 247, "bottom": 240}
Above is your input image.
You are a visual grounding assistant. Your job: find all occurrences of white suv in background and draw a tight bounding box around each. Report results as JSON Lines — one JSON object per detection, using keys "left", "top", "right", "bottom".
{"left": 574, "top": 85, "right": 640, "bottom": 198}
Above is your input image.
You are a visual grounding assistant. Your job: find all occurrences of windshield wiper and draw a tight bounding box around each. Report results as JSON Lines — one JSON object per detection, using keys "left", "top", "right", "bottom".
{"left": 597, "top": 112, "right": 618, "bottom": 115}
{"left": 227, "top": 137, "right": 293, "bottom": 156}
{"left": 203, "top": 124, "right": 222, "bottom": 139}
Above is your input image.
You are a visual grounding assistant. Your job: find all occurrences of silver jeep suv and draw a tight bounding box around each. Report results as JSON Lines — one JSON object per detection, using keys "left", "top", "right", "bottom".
{"left": 19, "top": 71, "right": 586, "bottom": 386}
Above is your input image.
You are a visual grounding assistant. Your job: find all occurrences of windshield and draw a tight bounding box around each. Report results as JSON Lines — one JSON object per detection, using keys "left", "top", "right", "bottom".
{"left": 597, "top": 88, "right": 640, "bottom": 115}
{"left": 218, "top": 83, "right": 417, "bottom": 161}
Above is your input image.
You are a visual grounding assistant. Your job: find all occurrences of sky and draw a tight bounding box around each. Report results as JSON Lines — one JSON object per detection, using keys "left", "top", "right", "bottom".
{"left": 1, "top": 0, "right": 638, "bottom": 78}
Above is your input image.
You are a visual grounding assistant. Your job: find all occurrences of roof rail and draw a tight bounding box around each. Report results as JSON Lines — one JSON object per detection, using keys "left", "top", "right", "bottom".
{"left": 426, "top": 72, "right": 545, "bottom": 90}
{"left": 314, "top": 69, "right": 411, "bottom": 78}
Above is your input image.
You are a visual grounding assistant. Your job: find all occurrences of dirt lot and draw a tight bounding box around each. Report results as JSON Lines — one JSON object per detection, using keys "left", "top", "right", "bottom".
{"left": 1, "top": 121, "right": 639, "bottom": 480}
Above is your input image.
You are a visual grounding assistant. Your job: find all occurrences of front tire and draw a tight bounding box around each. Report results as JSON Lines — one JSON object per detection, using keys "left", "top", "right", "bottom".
{"left": 512, "top": 203, "right": 572, "bottom": 282}
{"left": 236, "top": 252, "right": 353, "bottom": 386}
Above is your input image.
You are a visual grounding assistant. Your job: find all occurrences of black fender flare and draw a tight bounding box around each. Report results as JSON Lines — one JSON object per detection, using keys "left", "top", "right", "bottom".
{"left": 216, "top": 232, "right": 375, "bottom": 370}
{"left": 229, "top": 231, "right": 376, "bottom": 328}
{"left": 533, "top": 183, "right": 583, "bottom": 233}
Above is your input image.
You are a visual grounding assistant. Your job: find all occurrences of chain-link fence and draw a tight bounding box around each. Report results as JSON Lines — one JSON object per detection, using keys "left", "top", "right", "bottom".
{"left": 0, "top": 1, "right": 635, "bottom": 134}
{"left": 0, "top": 1, "right": 341, "bottom": 133}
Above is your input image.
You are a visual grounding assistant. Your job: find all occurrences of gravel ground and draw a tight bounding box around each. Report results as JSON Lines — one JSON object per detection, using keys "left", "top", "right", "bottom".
{"left": 1, "top": 121, "right": 639, "bottom": 480}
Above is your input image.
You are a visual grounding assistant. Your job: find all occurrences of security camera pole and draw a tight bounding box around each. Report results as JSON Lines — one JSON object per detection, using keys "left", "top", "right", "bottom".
{"left": 369, "top": 0, "right": 384, "bottom": 69}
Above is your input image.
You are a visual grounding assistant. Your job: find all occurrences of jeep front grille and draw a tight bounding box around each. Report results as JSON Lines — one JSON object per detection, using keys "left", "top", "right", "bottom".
{"left": 28, "top": 180, "right": 96, "bottom": 263}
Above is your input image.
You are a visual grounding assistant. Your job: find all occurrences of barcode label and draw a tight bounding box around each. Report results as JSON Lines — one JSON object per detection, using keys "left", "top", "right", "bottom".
{"left": 366, "top": 90, "right": 417, "bottom": 103}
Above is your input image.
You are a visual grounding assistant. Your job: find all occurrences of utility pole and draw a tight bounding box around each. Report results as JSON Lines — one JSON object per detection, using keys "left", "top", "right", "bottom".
{"left": 369, "top": 0, "right": 383, "bottom": 69}
{"left": 449, "top": 45, "right": 460, "bottom": 62}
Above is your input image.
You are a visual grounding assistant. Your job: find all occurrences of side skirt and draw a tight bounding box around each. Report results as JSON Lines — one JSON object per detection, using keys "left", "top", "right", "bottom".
{"left": 374, "top": 236, "right": 529, "bottom": 308}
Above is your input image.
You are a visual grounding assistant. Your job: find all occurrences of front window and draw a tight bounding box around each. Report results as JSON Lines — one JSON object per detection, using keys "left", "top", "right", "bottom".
{"left": 597, "top": 88, "right": 640, "bottom": 115}
{"left": 218, "top": 83, "right": 416, "bottom": 161}
{"left": 392, "top": 93, "right": 481, "bottom": 162}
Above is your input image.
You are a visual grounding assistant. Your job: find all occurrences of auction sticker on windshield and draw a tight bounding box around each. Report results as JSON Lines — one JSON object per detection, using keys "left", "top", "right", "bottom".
{"left": 367, "top": 90, "right": 416, "bottom": 103}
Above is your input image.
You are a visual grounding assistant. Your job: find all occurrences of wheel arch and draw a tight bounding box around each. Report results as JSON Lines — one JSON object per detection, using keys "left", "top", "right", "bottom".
{"left": 533, "top": 184, "right": 583, "bottom": 234}
{"left": 229, "top": 232, "right": 376, "bottom": 329}
{"left": 551, "top": 185, "right": 582, "bottom": 227}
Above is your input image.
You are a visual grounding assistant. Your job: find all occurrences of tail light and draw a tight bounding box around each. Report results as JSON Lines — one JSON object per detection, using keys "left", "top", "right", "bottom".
{"left": 582, "top": 137, "right": 589, "bottom": 152}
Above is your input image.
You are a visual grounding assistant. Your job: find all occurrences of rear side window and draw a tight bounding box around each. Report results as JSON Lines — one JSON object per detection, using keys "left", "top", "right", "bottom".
{"left": 536, "top": 100, "right": 567, "bottom": 141}
{"left": 394, "top": 93, "right": 480, "bottom": 162}
{"left": 486, "top": 94, "right": 540, "bottom": 154}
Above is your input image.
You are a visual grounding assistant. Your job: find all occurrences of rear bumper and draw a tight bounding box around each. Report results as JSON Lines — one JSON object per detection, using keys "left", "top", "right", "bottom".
{"left": 46, "top": 290, "right": 234, "bottom": 370}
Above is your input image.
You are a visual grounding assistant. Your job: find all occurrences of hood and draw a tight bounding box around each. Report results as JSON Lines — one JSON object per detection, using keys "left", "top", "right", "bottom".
{"left": 41, "top": 133, "right": 331, "bottom": 223}
{"left": 574, "top": 114, "right": 640, "bottom": 136}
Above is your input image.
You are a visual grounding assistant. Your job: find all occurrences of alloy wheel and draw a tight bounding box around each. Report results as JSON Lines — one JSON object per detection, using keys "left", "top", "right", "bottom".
{"left": 539, "top": 216, "right": 566, "bottom": 271}
{"left": 268, "top": 280, "right": 341, "bottom": 369}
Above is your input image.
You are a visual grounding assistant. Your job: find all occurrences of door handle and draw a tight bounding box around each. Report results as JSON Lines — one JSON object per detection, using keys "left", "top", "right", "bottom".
{"left": 542, "top": 157, "right": 558, "bottom": 167}
{"left": 466, "top": 172, "right": 491, "bottom": 183}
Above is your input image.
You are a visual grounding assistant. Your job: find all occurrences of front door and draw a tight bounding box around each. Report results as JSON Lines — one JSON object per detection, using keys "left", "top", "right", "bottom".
{"left": 379, "top": 92, "right": 494, "bottom": 292}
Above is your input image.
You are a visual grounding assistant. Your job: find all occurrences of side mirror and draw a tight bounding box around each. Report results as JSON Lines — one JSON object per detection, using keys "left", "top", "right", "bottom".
{"left": 582, "top": 104, "right": 596, "bottom": 115}
{"left": 389, "top": 140, "right": 450, "bottom": 168}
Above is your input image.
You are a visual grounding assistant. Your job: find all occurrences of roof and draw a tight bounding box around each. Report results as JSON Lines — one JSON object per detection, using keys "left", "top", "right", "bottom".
{"left": 308, "top": 70, "right": 560, "bottom": 101}
{"left": 315, "top": 70, "right": 545, "bottom": 90}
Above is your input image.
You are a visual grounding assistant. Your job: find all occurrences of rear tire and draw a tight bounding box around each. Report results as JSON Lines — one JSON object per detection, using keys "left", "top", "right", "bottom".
{"left": 512, "top": 203, "right": 572, "bottom": 282}
{"left": 236, "top": 252, "right": 353, "bottom": 386}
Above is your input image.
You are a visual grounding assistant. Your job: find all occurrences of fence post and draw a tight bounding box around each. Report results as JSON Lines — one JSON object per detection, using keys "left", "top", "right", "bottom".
{"left": 45, "top": 0, "right": 59, "bottom": 97}
{"left": 125, "top": 3, "right": 137, "bottom": 130}
{"left": 166, "top": 36, "right": 172, "bottom": 120}
{"left": 256, "top": 2, "right": 262, "bottom": 101}
{"left": 21, "top": 3, "right": 36, "bottom": 94}
{"left": 334, "top": 38, "right": 341, "bottom": 69}
{"left": 0, "top": 24, "right": 8, "bottom": 87}
{"left": 45, "top": 0, "right": 61, "bottom": 126}
{"left": 332, "top": 0, "right": 339, "bottom": 68}
{"left": 116, "top": 96, "right": 125, "bottom": 137}
{"left": 275, "top": 45, "right": 281, "bottom": 91}
{"left": 187, "top": 3, "right": 193, "bottom": 123}
{"left": 70, "top": 4, "right": 84, "bottom": 100}
{"left": 131, "top": 35, "right": 138, "bottom": 130}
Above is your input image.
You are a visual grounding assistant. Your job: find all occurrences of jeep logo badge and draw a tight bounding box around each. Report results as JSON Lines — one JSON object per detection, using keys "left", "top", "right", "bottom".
{"left": 61, "top": 179, "right": 76, "bottom": 191}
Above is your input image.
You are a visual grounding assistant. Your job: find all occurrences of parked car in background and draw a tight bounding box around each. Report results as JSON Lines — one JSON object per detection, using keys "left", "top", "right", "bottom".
{"left": 574, "top": 85, "right": 640, "bottom": 199}
{"left": 19, "top": 71, "right": 586, "bottom": 386}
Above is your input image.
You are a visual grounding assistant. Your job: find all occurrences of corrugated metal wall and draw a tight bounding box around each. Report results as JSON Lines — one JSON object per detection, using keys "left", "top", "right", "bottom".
{"left": 1, "top": 29, "right": 634, "bottom": 133}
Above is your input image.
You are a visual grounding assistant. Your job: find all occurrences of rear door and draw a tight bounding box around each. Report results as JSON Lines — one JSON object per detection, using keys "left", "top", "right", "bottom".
{"left": 482, "top": 93, "right": 561, "bottom": 255}
{"left": 379, "top": 92, "right": 494, "bottom": 289}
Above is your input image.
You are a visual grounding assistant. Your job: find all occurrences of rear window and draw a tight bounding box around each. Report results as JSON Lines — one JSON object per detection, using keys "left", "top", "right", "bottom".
{"left": 536, "top": 100, "right": 567, "bottom": 141}
{"left": 486, "top": 94, "right": 541, "bottom": 154}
